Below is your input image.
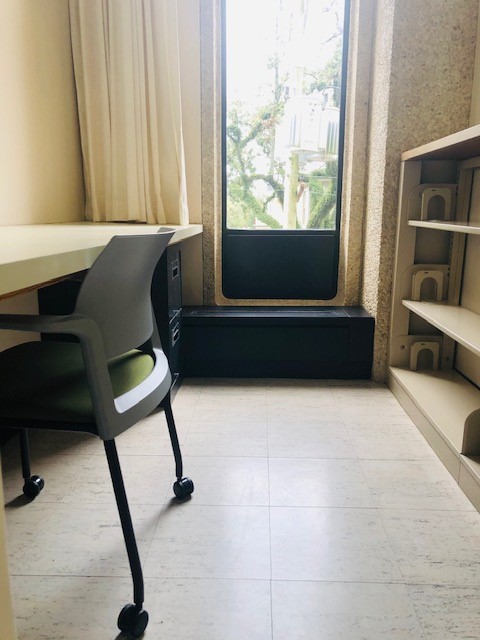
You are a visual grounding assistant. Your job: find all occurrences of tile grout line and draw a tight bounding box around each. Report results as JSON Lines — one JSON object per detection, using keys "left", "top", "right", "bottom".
{"left": 266, "top": 393, "right": 274, "bottom": 640}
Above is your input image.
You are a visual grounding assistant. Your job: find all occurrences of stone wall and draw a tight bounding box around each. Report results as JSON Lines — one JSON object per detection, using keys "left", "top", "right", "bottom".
{"left": 362, "top": 0, "right": 478, "bottom": 380}
{"left": 199, "top": 0, "right": 479, "bottom": 380}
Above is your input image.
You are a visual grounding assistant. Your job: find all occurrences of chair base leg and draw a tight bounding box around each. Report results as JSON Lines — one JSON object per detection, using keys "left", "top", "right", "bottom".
{"left": 19, "top": 429, "right": 44, "bottom": 499}
{"left": 160, "top": 392, "right": 183, "bottom": 478}
{"left": 160, "top": 392, "right": 194, "bottom": 500}
{"left": 104, "top": 439, "right": 148, "bottom": 636}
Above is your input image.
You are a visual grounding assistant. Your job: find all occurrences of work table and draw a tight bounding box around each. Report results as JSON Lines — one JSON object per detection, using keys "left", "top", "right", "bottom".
{"left": 0, "top": 222, "right": 203, "bottom": 298}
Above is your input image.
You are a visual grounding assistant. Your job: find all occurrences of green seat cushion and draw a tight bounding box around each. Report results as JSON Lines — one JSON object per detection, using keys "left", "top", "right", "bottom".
{"left": 0, "top": 341, "right": 155, "bottom": 423}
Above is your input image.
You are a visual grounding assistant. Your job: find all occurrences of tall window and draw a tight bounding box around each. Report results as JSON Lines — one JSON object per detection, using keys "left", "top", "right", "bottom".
{"left": 222, "top": 0, "right": 350, "bottom": 299}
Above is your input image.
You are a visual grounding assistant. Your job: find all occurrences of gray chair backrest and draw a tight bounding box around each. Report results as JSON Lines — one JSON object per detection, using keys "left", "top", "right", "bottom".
{"left": 74, "top": 232, "right": 173, "bottom": 359}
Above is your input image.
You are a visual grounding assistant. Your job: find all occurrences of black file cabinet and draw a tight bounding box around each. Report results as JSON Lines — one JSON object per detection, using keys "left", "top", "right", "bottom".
{"left": 151, "top": 244, "right": 183, "bottom": 391}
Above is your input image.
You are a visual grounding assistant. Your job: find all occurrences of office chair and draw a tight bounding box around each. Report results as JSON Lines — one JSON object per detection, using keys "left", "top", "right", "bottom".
{"left": 0, "top": 232, "right": 194, "bottom": 638}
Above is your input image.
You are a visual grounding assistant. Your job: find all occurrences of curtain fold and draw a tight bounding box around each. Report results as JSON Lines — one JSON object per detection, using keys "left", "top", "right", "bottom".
{"left": 69, "top": 0, "right": 189, "bottom": 224}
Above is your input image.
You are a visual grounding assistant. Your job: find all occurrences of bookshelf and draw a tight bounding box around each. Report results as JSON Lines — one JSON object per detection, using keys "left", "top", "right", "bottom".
{"left": 389, "top": 124, "right": 480, "bottom": 511}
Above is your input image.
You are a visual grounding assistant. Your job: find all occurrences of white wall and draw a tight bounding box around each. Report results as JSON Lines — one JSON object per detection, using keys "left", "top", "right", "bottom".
{"left": 0, "top": 0, "right": 84, "bottom": 225}
{"left": 0, "top": 5, "right": 84, "bottom": 627}
{"left": 361, "top": 0, "right": 477, "bottom": 380}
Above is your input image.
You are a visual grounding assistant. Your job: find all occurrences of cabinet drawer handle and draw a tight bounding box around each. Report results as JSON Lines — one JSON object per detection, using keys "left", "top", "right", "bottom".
{"left": 171, "top": 259, "right": 180, "bottom": 280}
{"left": 171, "top": 322, "right": 180, "bottom": 347}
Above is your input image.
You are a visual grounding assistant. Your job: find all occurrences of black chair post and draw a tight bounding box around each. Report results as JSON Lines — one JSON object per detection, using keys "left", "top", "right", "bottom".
{"left": 19, "top": 429, "right": 44, "bottom": 499}
{"left": 104, "top": 439, "right": 144, "bottom": 607}
{"left": 19, "top": 429, "right": 31, "bottom": 482}
{"left": 161, "top": 393, "right": 194, "bottom": 500}
{"left": 161, "top": 393, "right": 183, "bottom": 479}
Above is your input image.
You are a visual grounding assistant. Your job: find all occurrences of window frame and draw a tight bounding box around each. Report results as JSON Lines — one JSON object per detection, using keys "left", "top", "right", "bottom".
{"left": 221, "top": 0, "right": 351, "bottom": 300}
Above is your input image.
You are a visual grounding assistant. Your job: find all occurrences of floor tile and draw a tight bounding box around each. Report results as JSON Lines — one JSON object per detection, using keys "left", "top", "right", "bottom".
{"left": 173, "top": 386, "right": 203, "bottom": 402}
{"left": 407, "top": 584, "right": 480, "bottom": 640}
{"left": 340, "top": 406, "right": 415, "bottom": 423}
{"left": 3, "top": 442, "right": 175, "bottom": 507}
{"left": 192, "top": 402, "right": 267, "bottom": 424}
{"left": 184, "top": 421, "right": 268, "bottom": 457}
{"left": 267, "top": 406, "right": 341, "bottom": 424}
{"left": 195, "top": 393, "right": 267, "bottom": 407}
{"left": 178, "top": 378, "right": 206, "bottom": 388}
{"left": 331, "top": 388, "right": 399, "bottom": 402}
{"left": 11, "top": 575, "right": 273, "bottom": 640}
{"left": 381, "top": 509, "right": 480, "bottom": 585}
{"left": 361, "top": 460, "right": 475, "bottom": 510}
{"left": 7, "top": 502, "right": 160, "bottom": 577}
{"left": 269, "top": 458, "right": 374, "bottom": 507}
{"left": 10, "top": 429, "right": 99, "bottom": 457}
{"left": 266, "top": 386, "right": 335, "bottom": 405}
{"left": 198, "top": 378, "right": 267, "bottom": 393}
{"left": 348, "top": 426, "right": 437, "bottom": 460}
{"left": 272, "top": 581, "right": 424, "bottom": 640}
{"left": 113, "top": 414, "right": 190, "bottom": 456}
{"left": 266, "top": 383, "right": 333, "bottom": 397}
{"left": 4, "top": 501, "right": 53, "bottom": 564}
{"left": 270, "top": 506, "right": 402, "bottom": 582}
{"left": 266, "top": 378, "right": 331, "bottom": 389}
{"left": 268, "top": 423, "right": 355, "bottom": 459}
{"left": 328, "top": 380, "right": 386, "bottom": 389}
{"left": 145, "top": 504, "right": 271, "bottom": 579}
{"left": 2, "top": 450, "right": 94, "bottom": 505}
{"left": 5, "top": 378, "right": 480, "bottom": 640}
{"left": 181, "top": 456, "right": 269, "bottom": 505}
{"left": 146, "top": 578, "right": 272, "bottom": 639}
{"left": 10, "top": 575, "right": 130, "bottom": 640}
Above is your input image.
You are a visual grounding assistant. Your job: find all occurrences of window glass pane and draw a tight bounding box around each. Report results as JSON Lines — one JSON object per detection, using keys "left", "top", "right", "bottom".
{"left": 225, "top": 0, "right": 346, "bottom": 230}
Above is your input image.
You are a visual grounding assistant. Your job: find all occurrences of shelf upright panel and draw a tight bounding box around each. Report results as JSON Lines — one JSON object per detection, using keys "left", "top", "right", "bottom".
{"left": 389, "top": 160, "right": 422, "bottom": 366}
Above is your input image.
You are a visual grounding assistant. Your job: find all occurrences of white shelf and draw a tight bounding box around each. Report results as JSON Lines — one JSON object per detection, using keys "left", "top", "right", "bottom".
{"left": 409, "top": 219, "right": 480, "bottom": 234}
{"left": 390, "top": 367, "right": 480, "bottom": 454}
{"left": 402, "top": 300, "right": 480, "bottom": 357}
{"left": 461, "top": 455, "right": 480, "bottom": 479}
{"left": 401, "top": 123, "right": 480, "bottom": 161}
{"left": 459, "top": 455, "right": 480, "bottom": 511}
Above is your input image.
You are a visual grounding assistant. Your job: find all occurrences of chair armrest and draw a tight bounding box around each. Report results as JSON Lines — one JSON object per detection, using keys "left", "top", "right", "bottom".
{"left": 0, "top": 313, "right": 116, "bottom": 437}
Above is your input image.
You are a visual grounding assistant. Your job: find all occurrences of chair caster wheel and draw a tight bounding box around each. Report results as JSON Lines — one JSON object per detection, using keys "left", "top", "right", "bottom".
{"left": 117, "top": 603, "right": 149, "bottom": 638}
{"left": 22, "top": 475, "right": 44, "bottom": 500}
{"left": 173, "top": 477, "right": 194, "bottom": 499}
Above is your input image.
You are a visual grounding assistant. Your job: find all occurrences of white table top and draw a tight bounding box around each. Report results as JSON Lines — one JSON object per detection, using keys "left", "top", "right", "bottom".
{"left": 0, "top": 222, "right": 203, "bottom": 298}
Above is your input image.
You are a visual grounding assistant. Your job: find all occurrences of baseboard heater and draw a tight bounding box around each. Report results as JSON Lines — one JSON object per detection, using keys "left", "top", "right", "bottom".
{"left": 182, "top": 306, "right": 374, "bottom": 379}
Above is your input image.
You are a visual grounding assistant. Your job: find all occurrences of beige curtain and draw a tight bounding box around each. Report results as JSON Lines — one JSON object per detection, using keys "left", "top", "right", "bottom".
{"left": 69, "top": 0, "right": 189, "bottom": 224}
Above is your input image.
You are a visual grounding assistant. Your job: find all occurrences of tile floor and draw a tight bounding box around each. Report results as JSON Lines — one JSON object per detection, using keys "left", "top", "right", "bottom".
{"left": 2, "top": 378, "right": 480, "bottom": 639}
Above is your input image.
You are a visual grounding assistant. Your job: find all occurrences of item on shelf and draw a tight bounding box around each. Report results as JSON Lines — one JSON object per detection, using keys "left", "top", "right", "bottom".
{"left": 406, "top": 183, "right": 456, "bottom": 221}
{"left": 420, "top": 186, "right": 453, "bottom": 221}
{"left": 411, "top": 269, "right": 444, "bottom": 301}
{"left": 409, "top": 340, "right": 440, "bottom": 371}
{"left": 390, "top": 335, "right": 443, "bottom": 368}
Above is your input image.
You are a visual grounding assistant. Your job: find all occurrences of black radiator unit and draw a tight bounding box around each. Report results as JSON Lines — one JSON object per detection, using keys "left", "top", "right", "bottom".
{"left": 182, "top": 306, "right": 374, "bottom": 379}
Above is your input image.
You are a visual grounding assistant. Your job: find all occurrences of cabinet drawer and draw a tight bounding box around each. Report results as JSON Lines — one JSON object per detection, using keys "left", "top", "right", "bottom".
{"left": 168, "top": 311, "right": 182, "bottom": 380}
{"left": 167, "top": 246, "right": 182, "bottom": 318}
